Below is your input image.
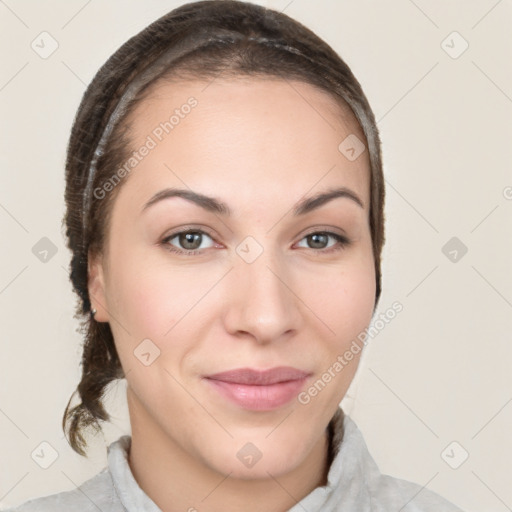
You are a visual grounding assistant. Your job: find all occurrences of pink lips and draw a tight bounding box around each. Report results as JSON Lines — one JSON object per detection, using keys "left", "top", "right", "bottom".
{"left": 204, "top": 366, "right": 311, "bottom": 411}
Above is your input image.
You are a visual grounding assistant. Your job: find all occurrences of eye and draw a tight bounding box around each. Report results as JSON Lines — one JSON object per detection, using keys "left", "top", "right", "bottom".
{"left": 162, "top": 229, "right": 216, "bottom": 256}
{"left": 161, "top": 228, "right": 350, "bottom": 257}
{"left": 296, "top": 231, "right": 350, "bottom": 253}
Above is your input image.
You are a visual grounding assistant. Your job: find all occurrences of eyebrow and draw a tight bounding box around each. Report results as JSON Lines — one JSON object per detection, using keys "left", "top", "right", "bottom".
{"left": 141, "top": 186, "right": 364, "bottom": 216}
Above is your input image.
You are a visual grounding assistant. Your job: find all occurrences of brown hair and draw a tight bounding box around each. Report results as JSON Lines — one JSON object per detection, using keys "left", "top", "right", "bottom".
{"left": 62, "top": 0, "right": 385, "bottom": 456}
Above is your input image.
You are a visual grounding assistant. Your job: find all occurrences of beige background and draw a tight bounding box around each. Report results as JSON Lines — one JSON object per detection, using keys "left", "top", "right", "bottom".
{"left": 1, "top": 1, "right": 511, "bottom": 510}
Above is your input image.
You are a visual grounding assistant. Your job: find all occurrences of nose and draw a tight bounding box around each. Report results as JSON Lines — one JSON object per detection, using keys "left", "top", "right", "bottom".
{"left": 222, "top": 247, "right": 303, "bottom": 345}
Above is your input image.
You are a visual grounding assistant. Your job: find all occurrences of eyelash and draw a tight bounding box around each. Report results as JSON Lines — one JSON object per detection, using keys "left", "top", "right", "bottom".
{"left": 160, "top": 228, "right": 351, "bottom": 256}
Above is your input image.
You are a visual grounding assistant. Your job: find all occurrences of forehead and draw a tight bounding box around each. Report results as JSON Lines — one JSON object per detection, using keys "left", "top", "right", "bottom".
{"left": 119, "top": 77, "right": 370, "bottom": 212}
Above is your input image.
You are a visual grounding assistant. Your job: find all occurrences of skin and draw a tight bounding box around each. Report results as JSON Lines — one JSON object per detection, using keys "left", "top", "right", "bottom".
{"left": 88, "top": 77, "right": 375, "bottom": 512}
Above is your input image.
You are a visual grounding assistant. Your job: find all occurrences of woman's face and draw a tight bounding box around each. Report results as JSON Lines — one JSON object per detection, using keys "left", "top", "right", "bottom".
{"left": 89, "top": 77, "right": 375, "bottom": 479}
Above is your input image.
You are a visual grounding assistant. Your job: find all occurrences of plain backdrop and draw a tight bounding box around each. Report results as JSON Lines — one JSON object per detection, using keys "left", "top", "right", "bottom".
{"left": 1, "top": 1, "right": 511, "bottom": 511}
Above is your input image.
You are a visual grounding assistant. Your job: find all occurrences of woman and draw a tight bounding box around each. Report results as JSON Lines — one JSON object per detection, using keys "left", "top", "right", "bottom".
{"left": 6, "top": 1, "right": 464, "bottom": 510}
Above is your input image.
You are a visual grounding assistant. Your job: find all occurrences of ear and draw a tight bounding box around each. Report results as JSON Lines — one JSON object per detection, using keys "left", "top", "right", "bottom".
{"left": 88, "top": 250, "right": 109, "bottom": 322}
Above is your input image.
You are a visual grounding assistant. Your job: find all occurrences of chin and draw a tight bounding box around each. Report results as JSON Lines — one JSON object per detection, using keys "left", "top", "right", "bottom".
{"left": 202, "top": 436, "right": 309, "bottom": 481}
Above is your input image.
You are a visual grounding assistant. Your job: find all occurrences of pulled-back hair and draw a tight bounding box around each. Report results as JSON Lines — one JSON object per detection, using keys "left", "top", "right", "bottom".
{"left": 62, "top": 0, "right": 385, "bottom": 456}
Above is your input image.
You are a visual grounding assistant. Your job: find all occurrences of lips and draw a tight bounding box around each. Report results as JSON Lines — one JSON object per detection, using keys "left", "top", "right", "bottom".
{"left": 205, "top": 366, "right": 311, "bottom": 385}
{"left": 204, "top": 366, "right": 312, "bottom": 411}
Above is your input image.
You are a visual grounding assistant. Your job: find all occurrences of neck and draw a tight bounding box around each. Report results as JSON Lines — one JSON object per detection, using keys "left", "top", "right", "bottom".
{"left": 126, "top": 391, "right": 332, "bottom": 512}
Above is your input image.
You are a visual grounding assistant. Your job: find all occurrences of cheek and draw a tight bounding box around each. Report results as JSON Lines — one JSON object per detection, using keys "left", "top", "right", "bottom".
{"left": 112, "top": 267, "right": 198, "bottom": 338}
{"left": 106, "top": 247, "right": 223, "bottom": 349}
{"left": 310, "top": 256, "right": 376, "bottom": 344}
{"left": 105, "top": 260, "right": 205, "bottom": 392}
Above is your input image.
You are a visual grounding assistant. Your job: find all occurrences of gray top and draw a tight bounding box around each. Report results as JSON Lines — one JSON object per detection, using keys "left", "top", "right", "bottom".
{"left": 4, "top": 411, "right": 464, "bottom": 511}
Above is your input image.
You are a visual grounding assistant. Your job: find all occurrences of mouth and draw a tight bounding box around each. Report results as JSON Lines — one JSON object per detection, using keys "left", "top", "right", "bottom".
{"left": 203, "top": 366, "right": 311, "bottom": 411}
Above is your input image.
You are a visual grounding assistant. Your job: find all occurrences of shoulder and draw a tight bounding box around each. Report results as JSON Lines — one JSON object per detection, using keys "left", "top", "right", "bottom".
{"left": 2, "top": 467, "right": 124, "bottom": 512}
{"left": 338, "top": 414, "right": 465, "bottom": 511}
{"left": 369, "top": 472, "right": 465, "bottom": 512}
